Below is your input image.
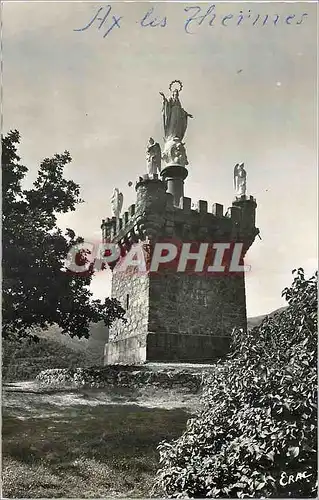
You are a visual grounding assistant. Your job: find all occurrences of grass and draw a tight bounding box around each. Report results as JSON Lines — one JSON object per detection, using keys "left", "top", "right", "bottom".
{"left": 2, "top": 395, "right": 191, "bottom": 498}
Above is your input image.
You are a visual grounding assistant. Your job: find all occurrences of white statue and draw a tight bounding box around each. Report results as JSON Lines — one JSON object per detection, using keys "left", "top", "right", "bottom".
{"left": 159, "top": 80, "right": 193, "bottom": 141}
{"left": 146, "top": 138, "right": 161, "bottom": 175}
{"left": 162, "top": 136, "right": 188, "bottom": 167}
{"left": 234, "top": 163, "right": 247, "bottom": 197}
{"left": 159, "top": 81, "right": 191, "bottom": 169}
{"left": 110, "top": 188, "right": 123, "bottom": 218}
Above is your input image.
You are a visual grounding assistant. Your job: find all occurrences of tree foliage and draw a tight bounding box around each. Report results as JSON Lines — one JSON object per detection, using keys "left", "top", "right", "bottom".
{"left": 2, "top": 130, "right": 126, "bottom": 340}
{"left": 156, "top": 268, "right": 318, "bottom": 498}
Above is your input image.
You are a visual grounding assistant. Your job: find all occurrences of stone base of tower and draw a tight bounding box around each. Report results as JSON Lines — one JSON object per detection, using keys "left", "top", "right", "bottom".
{"left": 147, "top": 332, "right": 231, "bottom": 363}
{"left": 105, "top": 333, "right": 148, "bottom": 365}
{"left": 104, "top": 332, "right": 231, "bottom": 365}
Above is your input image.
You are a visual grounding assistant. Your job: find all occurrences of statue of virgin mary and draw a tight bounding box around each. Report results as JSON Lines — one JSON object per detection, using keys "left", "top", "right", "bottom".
{"left": 160, "top": 81, "right": 193, "bottom": 141}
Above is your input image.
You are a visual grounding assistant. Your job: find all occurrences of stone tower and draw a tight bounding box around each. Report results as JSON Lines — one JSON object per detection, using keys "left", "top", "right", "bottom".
{"left": 102, "top": 82, "right": 259, "bottom": 365}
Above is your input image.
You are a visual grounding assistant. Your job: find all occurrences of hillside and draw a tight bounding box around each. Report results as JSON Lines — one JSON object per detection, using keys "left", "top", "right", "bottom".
{"left": 247, "top": 306, "right": 287, "bottom": 329}
{"left": 34, "top": 322, "right": 109, "bottom": 354}
{"left": 2, "top": 322, "right": 109, "bottom": 382}
{"left": 2, "top": 307, "right": 285, "bottom": 382}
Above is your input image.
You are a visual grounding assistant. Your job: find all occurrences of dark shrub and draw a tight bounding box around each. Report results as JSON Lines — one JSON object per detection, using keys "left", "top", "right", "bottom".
{"left": 156, "top": 269, "right": 317, "bottom": 498}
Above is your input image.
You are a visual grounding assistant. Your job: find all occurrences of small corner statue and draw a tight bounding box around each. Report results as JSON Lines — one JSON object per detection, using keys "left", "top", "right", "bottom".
{"left": 234, "top": 162, "right": 247, "bottom": 198}
{"left": 146, "top": 137, "right": 161, "bottom": 175}
{"left": 160, "top": 80, "right": 192, "bottom": 168}
{"left": 110, "top": 187, "right": 123, "bottom": 218}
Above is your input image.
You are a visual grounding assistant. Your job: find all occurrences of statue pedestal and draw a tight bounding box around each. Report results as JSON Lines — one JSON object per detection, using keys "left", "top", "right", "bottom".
{"left": 234, "top": 194, "right": 248, "bottom": 201}
{"left": 161, "top": 164, "right": 188, "bottom": 208}
{"left": 232, "top": 195, "right": 257, "bottom": 232}
{"left": 233, "top": 194, "right": 256, "bottom": 204}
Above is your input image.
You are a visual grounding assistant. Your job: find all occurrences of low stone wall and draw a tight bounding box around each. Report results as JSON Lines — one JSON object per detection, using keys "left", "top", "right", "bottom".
{"left": 36, "top": 365, "right": 210, "bottom": 392}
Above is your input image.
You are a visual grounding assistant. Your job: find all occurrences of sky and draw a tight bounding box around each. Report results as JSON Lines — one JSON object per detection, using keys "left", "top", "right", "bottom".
{"left": 3, "top": 1, "right": 318, "bottom": 317}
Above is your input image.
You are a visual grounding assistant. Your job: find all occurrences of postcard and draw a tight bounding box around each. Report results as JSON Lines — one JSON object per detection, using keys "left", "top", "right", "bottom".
{"left": 2, "top": 2, "right": 317, "bottom": 498}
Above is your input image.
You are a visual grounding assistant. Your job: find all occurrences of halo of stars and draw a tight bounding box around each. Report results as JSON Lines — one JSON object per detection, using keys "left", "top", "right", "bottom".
{"left": 169, "top": 80, "right": 183, "bottom": 93}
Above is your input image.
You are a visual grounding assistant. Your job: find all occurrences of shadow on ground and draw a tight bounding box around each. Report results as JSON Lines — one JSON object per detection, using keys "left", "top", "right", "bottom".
{"left": 3, "top": 383, "right": 193, "bottom": 498}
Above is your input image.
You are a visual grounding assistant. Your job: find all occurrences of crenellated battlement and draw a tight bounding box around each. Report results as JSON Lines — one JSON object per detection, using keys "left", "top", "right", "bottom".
{"left": 102, "top": 202, "right": 137, "bottom": 242}
{"left": 101, "top": 177, "right": 258, "bottom": 257}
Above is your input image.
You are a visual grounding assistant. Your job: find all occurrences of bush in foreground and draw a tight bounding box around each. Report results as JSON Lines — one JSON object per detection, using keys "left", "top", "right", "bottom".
{"left": 156, "top": 269, "right": 317, "bottom": 498}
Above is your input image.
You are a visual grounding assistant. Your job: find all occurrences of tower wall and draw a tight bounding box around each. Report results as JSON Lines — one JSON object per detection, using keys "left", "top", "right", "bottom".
{"left": 103, "top": 176, "right": 259, "bottom": 365}
{"left": 106, "top": 270, "right": 150, "bottom": 364}
{"left": 147, "top": 272, "right": 246, "bottom": 362}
